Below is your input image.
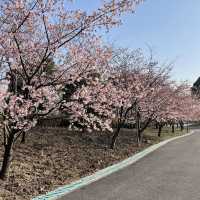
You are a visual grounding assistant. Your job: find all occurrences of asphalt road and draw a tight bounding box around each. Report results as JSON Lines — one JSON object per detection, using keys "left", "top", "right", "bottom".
{"left": 59, "top": 130, "right": 200, "bottom": 200}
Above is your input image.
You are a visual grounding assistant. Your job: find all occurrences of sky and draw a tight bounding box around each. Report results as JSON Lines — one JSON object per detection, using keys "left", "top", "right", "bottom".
{"left": 70, "top": 0, "right": 200, "bottom": 85}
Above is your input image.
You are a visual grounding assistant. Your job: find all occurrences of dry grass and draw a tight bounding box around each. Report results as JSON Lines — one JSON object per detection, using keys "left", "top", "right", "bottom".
{"left": 0, "top": 126, "right": 186, "bottom": 200}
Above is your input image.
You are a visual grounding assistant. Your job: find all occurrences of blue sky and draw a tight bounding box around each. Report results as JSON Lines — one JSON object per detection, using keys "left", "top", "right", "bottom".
{"left": 70, "top": 1, "right": 200, "bottom": 84}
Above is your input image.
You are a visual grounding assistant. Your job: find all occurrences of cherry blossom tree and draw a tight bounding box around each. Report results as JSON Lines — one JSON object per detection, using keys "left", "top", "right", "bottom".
{"left": 153, "top": 83, "right": 200, "bottom": 136}
{"left": 109, "top": 48, "right": 148, "bottom": 148}
{"left": 109, "top": 48, "right": 172, "bottom": 148}
{"left": 59, "top": 39, "right": 115, "bottom": 132}
{"left": 0, "top": 0, "right": 143, "bottom": 179}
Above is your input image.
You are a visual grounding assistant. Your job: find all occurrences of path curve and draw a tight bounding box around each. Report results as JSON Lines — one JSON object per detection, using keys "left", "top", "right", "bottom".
{"left": 59, "top": 130, "right": 200, "bottom": 200}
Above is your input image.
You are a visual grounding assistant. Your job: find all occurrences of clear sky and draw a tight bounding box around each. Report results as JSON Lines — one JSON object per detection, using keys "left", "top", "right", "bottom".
{"left": 70, "top": 0, "right": 200, "bottom": 84}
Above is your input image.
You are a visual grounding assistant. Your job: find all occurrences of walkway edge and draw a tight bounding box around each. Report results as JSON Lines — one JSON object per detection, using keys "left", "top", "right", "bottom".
{"left": 32, "top": 130, "right": 195, "bottom": 200}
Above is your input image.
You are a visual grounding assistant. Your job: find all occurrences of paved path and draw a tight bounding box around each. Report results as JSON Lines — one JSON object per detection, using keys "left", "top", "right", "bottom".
{"left": 59, "top": 131, "right": 200, "bottom": 200}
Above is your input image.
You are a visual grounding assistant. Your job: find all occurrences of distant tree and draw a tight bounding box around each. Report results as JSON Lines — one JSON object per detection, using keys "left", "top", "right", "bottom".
{"left": 192, "top": 77, "right": 200, "bottom": 97}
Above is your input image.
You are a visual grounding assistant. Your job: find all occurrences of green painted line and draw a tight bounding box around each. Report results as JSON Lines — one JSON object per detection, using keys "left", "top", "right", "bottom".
{"left": 32, "top": 131, "right": 195, "bottom": 200}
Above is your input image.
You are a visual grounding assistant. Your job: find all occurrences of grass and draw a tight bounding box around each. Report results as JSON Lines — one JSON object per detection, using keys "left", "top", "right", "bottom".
{"left": 143, "top": 126, "right": 188, "bottom": 144}
{"left": 0, "top": 126, "right": 190, "bottom": 200}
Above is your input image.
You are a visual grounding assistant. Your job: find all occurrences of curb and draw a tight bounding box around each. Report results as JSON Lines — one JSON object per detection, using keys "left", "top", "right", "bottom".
{"left": 32, "top": 130, "right": 195, "bottom": 200}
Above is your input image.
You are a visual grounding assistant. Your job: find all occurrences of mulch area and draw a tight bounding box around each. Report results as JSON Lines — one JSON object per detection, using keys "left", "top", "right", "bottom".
{"left": 0, "top": 127, "right": 156, "bottom": 199}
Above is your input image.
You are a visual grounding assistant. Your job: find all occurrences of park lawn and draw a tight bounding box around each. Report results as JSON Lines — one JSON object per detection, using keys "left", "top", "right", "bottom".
{"left": 0, "top": 126, "right": 188, "bottom": 200}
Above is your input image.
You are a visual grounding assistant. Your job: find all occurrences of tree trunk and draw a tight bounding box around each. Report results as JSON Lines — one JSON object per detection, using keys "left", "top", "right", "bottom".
{"left": 179, "top": 121, "right": 184, "bottom": 131}
{"left": 187, "top": 121, "right": 189, "bottom": 133}
{"left": 158, "top": 125, "right": 162, "bottom": 137}
{"left": 137, "top": 116, "right": 153, "bottom": 146}
{"left": 20, "top": 132, "right": 26, "bottom": 144}
{"left": 110, "top": 125, "right": 121, "bottom": 149}
{"left": 110, "top": 106, "right": 124, "bottom": 149}
{"left": 0, "top": 133, "right": 15, "bottom": 180}
{"left": 137, "top": 130, "right": 142, "bottom": 146}
{"left": 180, "top": 125, "right": 184, "bottom": 131}
{"left": 172, "top": 123, "right": 175, "bottom": 133}
{"left": 136, "top": 110, "right": 141, "bottom": 146}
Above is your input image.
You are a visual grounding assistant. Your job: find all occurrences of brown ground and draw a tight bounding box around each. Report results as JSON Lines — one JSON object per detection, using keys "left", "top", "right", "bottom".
{"left": 0, "top": 127, "right": 186, "bottom": 200}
